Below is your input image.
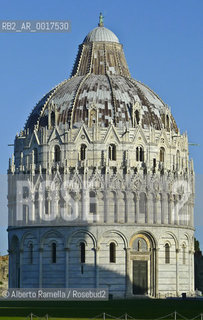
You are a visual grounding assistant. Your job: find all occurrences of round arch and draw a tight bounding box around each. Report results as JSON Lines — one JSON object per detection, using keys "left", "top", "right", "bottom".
{"left": 129, "top": 230, "right": 157, "bottom": 249}
{"left": 67, "top": 229, "right": 97, "bottom": 249}
{"left": 99, "top": 230, "right": 127, "bottom": 248}
{"left": 40, "top": 229, "right": 65, "bottom": 249}
{"left": 20, "top": 231, "right": 37, "bottom": 250}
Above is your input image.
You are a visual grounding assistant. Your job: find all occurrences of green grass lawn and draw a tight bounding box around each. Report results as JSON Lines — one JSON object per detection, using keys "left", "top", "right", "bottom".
{"left": 0, "top": 299, "right": 203, "bottom": 319}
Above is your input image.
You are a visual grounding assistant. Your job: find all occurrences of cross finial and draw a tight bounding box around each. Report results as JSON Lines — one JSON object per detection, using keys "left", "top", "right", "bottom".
{"left": 98, "top": 12, "right": 104, "bottom": 27}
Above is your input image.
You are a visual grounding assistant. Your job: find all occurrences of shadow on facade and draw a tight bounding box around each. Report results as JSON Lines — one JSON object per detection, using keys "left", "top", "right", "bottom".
{"left": 9, "top": 226, "right": 157, "bottom": 298}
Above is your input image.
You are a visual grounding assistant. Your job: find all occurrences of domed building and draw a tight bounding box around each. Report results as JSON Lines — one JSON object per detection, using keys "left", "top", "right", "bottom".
{"left": 8, "top": 15, "right": 195, "bottom": 298}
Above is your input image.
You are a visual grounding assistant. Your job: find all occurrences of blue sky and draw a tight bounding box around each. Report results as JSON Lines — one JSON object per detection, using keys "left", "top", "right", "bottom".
{"left": 0, "top": 0, "right": 203, "bottom": 254}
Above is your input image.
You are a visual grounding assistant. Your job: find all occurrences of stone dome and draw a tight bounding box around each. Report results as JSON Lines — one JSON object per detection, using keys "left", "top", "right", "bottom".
{"left": 8, "top": 15, "right": 195, "bottom": 299}
{"left": 25, "top": 20, "right": 178, "bottom": 134}
{"left": 83, "top": 26, "right": 119, "bottom": 43}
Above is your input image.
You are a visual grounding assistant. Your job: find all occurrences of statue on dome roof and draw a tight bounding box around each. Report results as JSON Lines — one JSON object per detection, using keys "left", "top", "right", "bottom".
{"left": 98, "top": 12, "right": 104, "bottom": 27}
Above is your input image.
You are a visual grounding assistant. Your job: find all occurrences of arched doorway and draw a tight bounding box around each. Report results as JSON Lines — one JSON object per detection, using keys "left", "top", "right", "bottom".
{"left": 10, "top": 235, "right": 20, "bottom": 288}
{"left": 129, "top": 233, "right": 156, "bottom": 296}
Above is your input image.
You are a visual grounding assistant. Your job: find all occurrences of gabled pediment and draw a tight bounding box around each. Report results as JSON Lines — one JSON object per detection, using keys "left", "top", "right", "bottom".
{"left": 89, "top": 171, "right": 105, "bottom": 190}
{"left": 28, "top": 130, "right": 40, "bottom": 148}
{"left": 48, "top": 127, "right": 63, "bottom": 144}
{"left": 73, "top": 124, "right": 92, "bottom": 144}
{"left": 157, "top": 129, "right": 170, "bottom": 148}
{"left": 131, "top": 126, "right": 148, "bottom": 145}
{"left": 110, "top": 172, "right": 124, "bottom": 190}
{"left": 103, "top": 124, "right": 121, "bottom": 144}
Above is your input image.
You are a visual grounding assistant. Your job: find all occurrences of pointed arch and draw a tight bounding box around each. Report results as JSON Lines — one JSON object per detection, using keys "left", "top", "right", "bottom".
{"left": 54, "top": 145, "right": 61, "bottom": 162}
{"left": 80, "top": 144, "right": 87, "bottom": 161}
{"left": 109, "top": 144, "right": 116, "bottom": 160}
{"left": 160, "top": 147, "right": 165, "bottom": 163}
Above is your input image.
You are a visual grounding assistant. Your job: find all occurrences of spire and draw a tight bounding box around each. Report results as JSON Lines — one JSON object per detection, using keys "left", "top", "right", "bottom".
{"left": 98, "top": 12, "right": 104, "bottom": 27}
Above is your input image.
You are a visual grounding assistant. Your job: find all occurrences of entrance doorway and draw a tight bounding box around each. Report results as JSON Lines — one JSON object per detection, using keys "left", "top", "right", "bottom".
{"left": 133, "top": 260, "right": 148, "bottom": 294}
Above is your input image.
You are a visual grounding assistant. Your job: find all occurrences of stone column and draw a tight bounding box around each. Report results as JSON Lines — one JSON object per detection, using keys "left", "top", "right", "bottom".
{"left": 82, "top": 189, "right": 89, "bottom": 222}
{"left": 168, "top": 194, "right": 172, "bottom": 224}
{"left": 19, "top": 249, "right": 23, "bottom": 288}
{"left": 174, "top": 195, "right": 178, "bottom": 225}
{"left": 147, "top": 193, "right": 153, "bottom": 224}
{"left": 53, "top": 191, "right": 60, "bottom": 221}
{"left": 93, "top": 191, "right": 99, "bottom": 223}
{"left": 38, "top": 194, "right": 43, "bottom": 223}
{"left": 95, "top": 247, "right": 99, "bottom": 288}
{"left": 125, "top": 248, "right": 131, "bottom": 297}
{"left": 117, "top": 191, "right": 125, "bottom": 223}
{"left": 135, "top": 194, "right": 139, "bottom": 223}
{"left": 97, "top": 192, "right": 104, "bottom": 223}
{"left": 189, "top": 250, "right": 191, "bottom": 292}
{"left": 104, "top": 192, "right": 110, "bottom": 223}
{"left": 191, "top": 250, "right": 195, "bottom": 292}
{"left": 39, "top": 248, "right": 43, "bottom": 288}
{"left": 126, "top": 193, "right": 133, "bottom": 223}
{"left": 176, "top": 249, "right": 180, "bottom": 296}
{"left": 162, "top": 194, "right": 168, "bottom": 224}
{"left": 156, "top": 194, "right": 161, "bottom": 224}
{"left": 155, "top": 248, "right": 159, "bottom": 297}
{"left": 190, "top": 198, "right": 195, "bottom": 227}
{"left": 153, "top": 194, "right": 158, "bottom": 224}
{"left": 47, "top": 192, "right": 51, "bottom": 216}
{"left": 145, "top": 194, "right": 149, "bottom": 223}
{"left": 65, "top": 247, "right": 69, "bottom": 288}
{"left": 30, "top": 192, "right": 35, "bottom": 222}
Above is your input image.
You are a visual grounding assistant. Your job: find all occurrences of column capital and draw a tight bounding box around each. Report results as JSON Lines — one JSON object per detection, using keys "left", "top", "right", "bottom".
{"left": 94, "top": 246, "right": 100, "bottom": 252}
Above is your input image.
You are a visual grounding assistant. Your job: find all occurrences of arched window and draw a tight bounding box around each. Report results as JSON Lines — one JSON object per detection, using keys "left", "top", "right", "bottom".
{"left": 166, "top": 115, "right": 169, "bottom": 131}
{"left": 135, "top": 110, "right": 140, "bottom": 125}
{"left": 136, "top": 147, "right": 144, "bottom": 162}
{"left": 160, "top": 147, "right": 165, "bottom": 163}
{"left": 52, "top": 243, "right": 56, "bottom": 263}
{"left": 29, "top": 243, "right": 33, "bottom": 264}
{"left": 153, "top": 158, "right": 156, "bottom": 169}
{"left": 138, "top": 240, "right": 141, "bottom": 252}
{"left": 165, "top": 243, "right": 170, "bottom": 264}
{"left": 183, "top": 245, "right": 186, "bottom": 265}
{"left": 109, "top": 144, "right": 116, "bottom": 161}
{"left": 136, "top": 147, "right": 139, "bottom": 161}
{"left": 33, "top": 148, "right": 38, "bottom": 164}
{"left": 140, "top": 147, "right": 144, "bottom": 162}
{"left": 80, "top": 144, "right": 87, "bottom": 161}
{"left": 45, "top": 190, "right": 50, "bottom": 215}
{"left": 54, "top": 145, "right": 61, "bottom": 162}
{"left": 89, "top": 191, "right": 97, "bottom": 215}
{"left": 80, "top": 242, "right": 85, "bottom": 263}
{"left": 109, "top": 242, "right": 116, "bottom": 263}
{"left": 51, "top": 111, "right": 55, "bottom": 127}
{"left": 89, "top": 109, "right": 97, "bottom": 127}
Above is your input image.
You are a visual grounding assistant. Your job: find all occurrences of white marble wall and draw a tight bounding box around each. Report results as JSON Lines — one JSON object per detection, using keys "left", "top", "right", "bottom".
{"left": 8, "top": 225, "right": 194, "bottom": 298}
